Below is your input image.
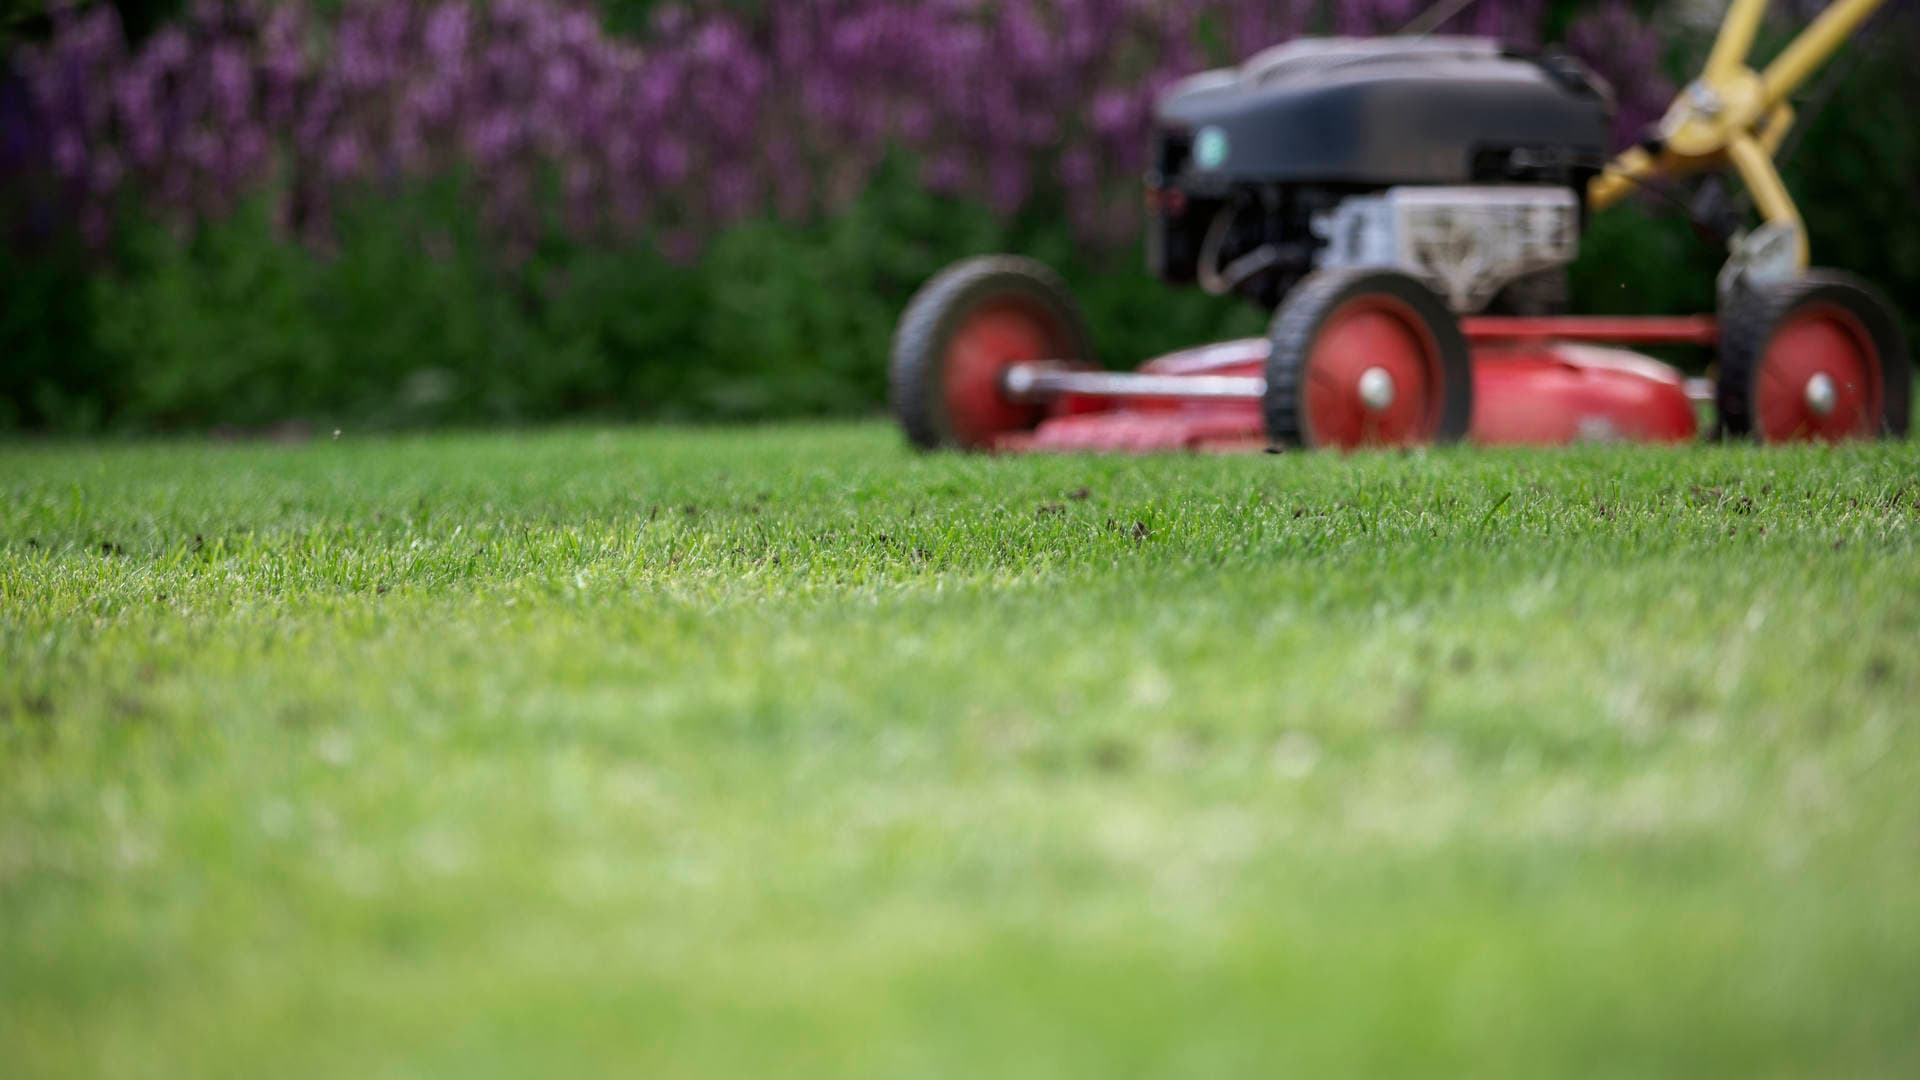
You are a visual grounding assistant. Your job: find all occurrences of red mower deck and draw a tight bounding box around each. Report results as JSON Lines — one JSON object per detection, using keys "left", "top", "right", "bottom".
{"left": 994, "top": 320, "right": 1707, "bottom": 453}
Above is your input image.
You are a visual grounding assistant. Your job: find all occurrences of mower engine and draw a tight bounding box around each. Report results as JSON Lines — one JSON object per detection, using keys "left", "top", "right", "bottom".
{"left": 1147, "top": 37, "right": 1611, "bottom": 313}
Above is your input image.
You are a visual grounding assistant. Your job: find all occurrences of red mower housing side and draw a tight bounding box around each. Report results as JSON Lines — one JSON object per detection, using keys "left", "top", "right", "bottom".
{"left": 1001, "top": 335, "right": 1702, "bottom": 454}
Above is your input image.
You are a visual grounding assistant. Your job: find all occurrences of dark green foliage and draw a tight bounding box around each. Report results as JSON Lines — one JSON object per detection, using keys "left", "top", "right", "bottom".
{"left": 0, "top": 234, "right": 113, "bottom": 430}
{"left": 92, "top": 188, "right": 555, "bottom": 429}
{"left": 1568, "top": 201, "right": 1722, "bottom": 320}
{"left": 86, "top": 182, "right": 723, "bottom": 429}
{"left": 9, "top": 163, "right": 1261, "bottom": 432}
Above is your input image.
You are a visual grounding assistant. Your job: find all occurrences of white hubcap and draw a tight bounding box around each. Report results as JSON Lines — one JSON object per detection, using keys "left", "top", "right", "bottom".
{"left": 1805, "top": 372, "right": 1837, "bottom": 416}
{"left": 1357, "top": 367, "right": 1396, "bottom": 412}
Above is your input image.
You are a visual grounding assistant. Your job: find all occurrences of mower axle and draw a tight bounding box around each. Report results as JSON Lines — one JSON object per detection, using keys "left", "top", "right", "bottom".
{"left": 1001, "top": 366, "right": 1264, "bottom": 402}
{"left": 1002, "top": 314, "right": 1730, "bottom": 409}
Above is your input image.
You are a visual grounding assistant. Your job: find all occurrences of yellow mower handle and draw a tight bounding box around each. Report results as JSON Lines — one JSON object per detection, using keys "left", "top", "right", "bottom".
{"left": 1586, "top": 0, "right": 1886, "bottom": 270}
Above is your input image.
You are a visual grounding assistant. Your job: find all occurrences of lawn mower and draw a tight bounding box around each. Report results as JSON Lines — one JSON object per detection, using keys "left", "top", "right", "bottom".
{"left": 889, "top": 0, "right": 1911, "bottom": 452}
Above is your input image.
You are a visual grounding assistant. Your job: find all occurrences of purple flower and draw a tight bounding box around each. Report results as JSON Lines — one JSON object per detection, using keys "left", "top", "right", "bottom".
{"left": 1564, "top": 0, "right": 1674, "bottom": 148}
{"left": 8, "top": 0, "right": 1677, "bottom": 258}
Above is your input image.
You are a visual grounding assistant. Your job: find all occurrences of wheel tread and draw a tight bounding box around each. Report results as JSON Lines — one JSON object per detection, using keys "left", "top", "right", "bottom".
{"left": 1716, "top": 270, "right": 1911, "bottom": 440}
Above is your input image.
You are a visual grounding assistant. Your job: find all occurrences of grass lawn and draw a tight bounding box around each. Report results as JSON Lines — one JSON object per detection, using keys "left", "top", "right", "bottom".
{"left": 3, "top": 422, "right": 1919, "bottom": 1076}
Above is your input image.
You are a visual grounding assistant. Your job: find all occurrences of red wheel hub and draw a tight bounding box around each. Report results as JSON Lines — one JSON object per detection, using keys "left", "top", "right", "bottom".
{"left": 942, "top": 301, "right": 1059, "bottom": 448}
{"left": 1755, "top": 303, "right": 1882, "bottom": 442}
{"left": 1303, "top": 296, "right": 1441, "bottom": 448}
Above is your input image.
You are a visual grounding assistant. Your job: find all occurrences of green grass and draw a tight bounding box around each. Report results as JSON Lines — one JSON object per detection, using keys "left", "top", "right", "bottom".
{"left": 4, "top": 423, "right": 1919, "bottom": 1077}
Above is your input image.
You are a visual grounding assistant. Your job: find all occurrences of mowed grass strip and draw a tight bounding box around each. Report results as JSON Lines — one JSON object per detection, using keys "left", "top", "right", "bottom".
{"left": 3, "top": 423, "right": 1918, "bottom": 1077}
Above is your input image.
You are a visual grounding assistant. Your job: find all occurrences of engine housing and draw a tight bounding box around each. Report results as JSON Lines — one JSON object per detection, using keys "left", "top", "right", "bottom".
{"left": 1146, "top": 36, "right": 1614, "bottom": 311}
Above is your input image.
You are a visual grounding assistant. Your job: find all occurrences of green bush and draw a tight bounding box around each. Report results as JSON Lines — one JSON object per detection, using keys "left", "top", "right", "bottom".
{"left": 39, "top": 162, "right": 1258, "bottom": 432}
{"left": 0, "top": 233, "right": 114, "bottom": 431}
{"left": 85, "top": 182, "right": 676, "bottom": 429}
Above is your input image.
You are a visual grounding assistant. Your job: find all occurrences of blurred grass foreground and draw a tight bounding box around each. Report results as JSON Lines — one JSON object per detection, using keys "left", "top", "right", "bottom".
{"left": 4, "top": 427, "right": 1920, "bottom": 1074}
{"left": 3, "top": 0, "right": 1915, "bottom": 432}
{"left": 7, "top": 4, "right": 1920, "bottom": 1074}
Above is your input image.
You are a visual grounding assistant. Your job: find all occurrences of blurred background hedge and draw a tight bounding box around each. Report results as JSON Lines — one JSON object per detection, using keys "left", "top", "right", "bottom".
{"left": 2, "top": 0, "right": 1915, "bottom": 432}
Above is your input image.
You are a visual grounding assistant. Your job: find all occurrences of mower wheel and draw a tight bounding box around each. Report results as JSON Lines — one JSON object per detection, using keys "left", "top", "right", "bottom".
{"left": 1717, "top": 272, "right": 1911, "bottom": 442}
{"left": 1264, "top": 268, "right": 1473, "bottom": 449}
{"left": 890, "top": 256, "right": 1093, "bottom": 451}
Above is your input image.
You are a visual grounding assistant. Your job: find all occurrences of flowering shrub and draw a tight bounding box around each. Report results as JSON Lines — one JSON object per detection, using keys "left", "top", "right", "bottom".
{"left": 13, "top": 0, "right": 1673, "bottom": 255}
{"left": 1, "top": 0, "right": 1710, "bottom": 431}
{"left": 1562, "top": 0, "right": 1670, "bottom": 150}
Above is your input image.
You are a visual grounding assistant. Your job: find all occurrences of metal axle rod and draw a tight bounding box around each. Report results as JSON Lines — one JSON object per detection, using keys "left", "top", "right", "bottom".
{"left": 1005, "top": 361, "right": 1719, "bottom": 407}
{"left": 1002, "top": 366, "right": 1265, "bottom": 402}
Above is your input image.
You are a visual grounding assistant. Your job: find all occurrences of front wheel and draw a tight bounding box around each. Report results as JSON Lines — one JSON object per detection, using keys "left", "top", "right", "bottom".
{"left": 1263, "top": 269, "right": 1474, "bottom": 450}
{"left": 1716, "top": 271, "right": 1911, "bottom": 442}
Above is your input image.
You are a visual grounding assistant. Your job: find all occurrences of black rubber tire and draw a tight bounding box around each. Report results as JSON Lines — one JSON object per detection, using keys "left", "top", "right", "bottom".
{"left": 1264, "top": 268, "right": 1474, "bottom": 449}
{"left": 1716, "top": 271, "right": 1911, "bottom": 441}
{"left": 888, "top": 255, "right": 1092, "bottom": 451}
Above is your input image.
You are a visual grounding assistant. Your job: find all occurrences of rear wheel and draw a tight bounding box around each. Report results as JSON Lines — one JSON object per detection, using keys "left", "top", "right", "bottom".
{"left": 1264, "top": 269, "right": 1473, "bottom": 449}
{"left": 1717, "top": 272, "right": 1910, "bottom": 442}
{"left": 889, "top": 256, "right": 1092, "bottom": 451}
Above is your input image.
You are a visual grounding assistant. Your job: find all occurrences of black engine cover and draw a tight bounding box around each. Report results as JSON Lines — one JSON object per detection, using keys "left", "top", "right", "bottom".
{"left": 1154, "top": 37, "right": 1613, "bottom": 189}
